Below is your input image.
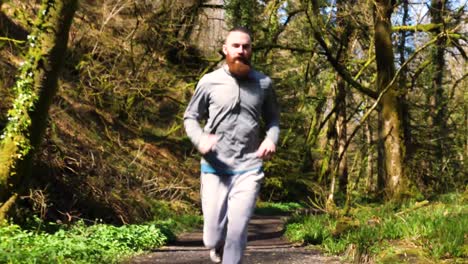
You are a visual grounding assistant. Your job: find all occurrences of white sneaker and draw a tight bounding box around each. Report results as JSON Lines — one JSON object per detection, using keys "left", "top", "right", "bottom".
{"left": 209, "top": 248, "right": 222, "bottom": 263}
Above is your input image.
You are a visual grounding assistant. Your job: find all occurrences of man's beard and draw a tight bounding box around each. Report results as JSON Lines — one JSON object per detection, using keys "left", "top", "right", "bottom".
{"left": 226, "top": 54, "right": 251, "bottom": 79}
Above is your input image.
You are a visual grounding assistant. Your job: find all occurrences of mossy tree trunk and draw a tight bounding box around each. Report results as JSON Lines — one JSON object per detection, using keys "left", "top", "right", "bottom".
{"left": 374, "top": 0, "right": 416, "bottom": 201}
{"left": 326, "top": 0, "right": 354, "bottom": 208}
{"left": 397, "top": 0, "right": 413, "bottom": 160}
{"left": 334, "top": 77, "right": 348, "bottom": 200}
{"left": 335, "top": 0, "right": 356, "bottom": 200}
{"left": 376, "top": 105, "right": 386, "bottom": 194}
{"left": 365, "top": 105, "right": 374, "bottom": 192}
{"left": 427, "top": 0, "right": 448, "bottom": 178}
{"left": 0, "top": 0, "right": 78, "bottom": 220}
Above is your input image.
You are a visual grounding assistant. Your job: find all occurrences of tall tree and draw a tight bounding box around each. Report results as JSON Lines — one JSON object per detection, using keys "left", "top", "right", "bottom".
{"left": 335, "top": 0, "right": 356, "bottom": 200}
{"left": 397, "top": 0, "right": 413, "bottom": 158}
{"left": 373, "top": 0, "right": 415, "bottom": 200}
{"left": 427, "top": 0, "right": 448, "bottom": 177}
{"left": 325, "top": 0, "right": 355, "bottom": 207}
{"left": 0, "top": 0, "right": 78, "bottom": 220}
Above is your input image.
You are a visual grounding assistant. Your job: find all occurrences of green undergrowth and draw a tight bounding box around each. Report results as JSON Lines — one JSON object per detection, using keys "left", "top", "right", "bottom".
{"left": 285, "top": 192, "right": 468, "bottom": 263}
{"left": 0, "top": 200, "right": 203, "bottom": 264}
{"left": 255, "top": 201, "right": 304, "bottom": 215}
{"left": 149, "top": 200, "right": 203, "bottom": 234}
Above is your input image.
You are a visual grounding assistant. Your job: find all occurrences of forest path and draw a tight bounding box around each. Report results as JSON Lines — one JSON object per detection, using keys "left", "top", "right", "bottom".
{"left": 127, "top": 214, "right": 342, "bottom": 264}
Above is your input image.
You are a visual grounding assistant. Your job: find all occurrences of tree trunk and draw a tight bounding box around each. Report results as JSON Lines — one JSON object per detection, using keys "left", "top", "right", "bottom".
{"left": 365, "top": 100, "right": 374, "bottom": 192}
{"left": 336, "top": 78, "right": 348, "bottom": 198}
{"left": 191, "top": 0, "right": 226, "bottom": 56}
{"left": 323, "top": 0, "right": 354, "bottom": 208}
{"left": 398, "top": 0, "right": 413, "bottom": 159}
{"left": 0, "top": 0, "right": 78, "bottom": 219}
{"left": 374, "top": 0, "right": 416, "bottom": 201}
{"left": 377, "top": 105, "right": 386, "bottom": 194}
{"left": 427, "top": 0, "right": 447, "bottom": 177}
{"left": 335, "top": 0, "right": 355, "bottom": 199}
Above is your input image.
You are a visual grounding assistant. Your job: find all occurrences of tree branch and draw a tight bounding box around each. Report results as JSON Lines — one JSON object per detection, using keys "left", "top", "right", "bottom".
{"left": 254, "top": 44, "right": 314, "bottom": 53}
{"left": 200, "top": 4, "right": 224, "bottom": 9}
{"left": 304, "top": 2, "right": 378, "bottom": 99}
{"left": 450, "top": 73, "right": 468, "bottom": 100}
{"left": 392, "top": 23, "right": 442, "bottom": 32}
{"left": 0, "top": 37, "right": 25, "bottom": 44}
{"left": 312, "top": 30, "right": 378, "bottom": 99}
{"left": 0, "top": 193, "right": 18, "bottom": 222}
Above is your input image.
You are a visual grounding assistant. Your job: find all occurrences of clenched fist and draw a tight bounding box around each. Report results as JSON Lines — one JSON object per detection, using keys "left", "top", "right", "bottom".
{"left": 198, "top": 134, "right": 218, "bottom": 154}
{"left": 255, "top": 138, "right": 276, "bottom": 159}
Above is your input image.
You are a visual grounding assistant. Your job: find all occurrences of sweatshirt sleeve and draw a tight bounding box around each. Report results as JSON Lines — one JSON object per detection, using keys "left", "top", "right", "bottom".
{"left": 262, "top": 79, "right": 280, "bottom": 145}
{"left": 183, "top": 79, "right": 209, "bottom": 147}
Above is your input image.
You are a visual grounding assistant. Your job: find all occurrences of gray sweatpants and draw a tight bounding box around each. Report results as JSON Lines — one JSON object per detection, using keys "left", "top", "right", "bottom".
{"left": 201, "top": 170, "right": 264, "bottom": 264}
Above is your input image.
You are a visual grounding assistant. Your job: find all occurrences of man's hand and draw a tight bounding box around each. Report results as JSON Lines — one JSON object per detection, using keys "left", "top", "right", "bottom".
{"left": 256, "top": 138, "right": 276, "bottom": 159}
{"left": 198, "top": 134, "right": 218, "bottom": 154}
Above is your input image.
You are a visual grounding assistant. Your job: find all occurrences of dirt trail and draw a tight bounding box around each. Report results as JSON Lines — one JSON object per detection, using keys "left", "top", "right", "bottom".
{"left": 128, "top": 215, "right": 342, "bottom": 264}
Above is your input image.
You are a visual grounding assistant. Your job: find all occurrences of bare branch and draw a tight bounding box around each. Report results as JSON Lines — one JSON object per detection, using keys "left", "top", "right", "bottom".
{"left": 0, "top": 37, "right": 25, "bottom": 44}
{"left": 254, "top": 44, "right": 314, "bottom": 53}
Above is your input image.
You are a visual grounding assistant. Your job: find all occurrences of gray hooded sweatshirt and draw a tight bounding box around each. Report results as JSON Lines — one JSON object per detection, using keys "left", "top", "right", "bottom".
{"left": 184, "top": 64, "right": 280, "bottom": 174}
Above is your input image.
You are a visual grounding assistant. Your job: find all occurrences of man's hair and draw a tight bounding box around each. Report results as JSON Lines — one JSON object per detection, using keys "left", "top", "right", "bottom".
{"left": 225, "top": 26, "right": 253, "bottom": 42}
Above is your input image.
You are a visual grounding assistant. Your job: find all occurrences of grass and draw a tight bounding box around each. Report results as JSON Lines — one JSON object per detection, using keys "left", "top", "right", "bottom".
{"left": 284, "top": 192, "right": 468, "bottom": 263}
{"left": 149, "top": 199, "right": 203, "bottom": 234}
{"left": 255, "top": 201, "right": 304, "bottom": 215}
{"left": 0, "top": 200, "right": 203, "bottom": 264}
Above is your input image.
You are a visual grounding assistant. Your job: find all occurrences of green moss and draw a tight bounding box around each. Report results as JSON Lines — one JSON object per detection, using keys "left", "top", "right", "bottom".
{"left": 0, "top": 137, "right": 19, "bottom": 184}
{"left": 376, "top": 241, "right": 434, "bottom": 264}
{"left": 392, "top": 23, "right": 443, "bottom": 33}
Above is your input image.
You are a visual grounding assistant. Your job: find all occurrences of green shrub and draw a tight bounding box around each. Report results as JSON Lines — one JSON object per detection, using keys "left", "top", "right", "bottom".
{"left": 0, "top": 198, "right": 204, "bottom": 264}
{"left": 0, "top": 221, "right": 168, "bottom": 264}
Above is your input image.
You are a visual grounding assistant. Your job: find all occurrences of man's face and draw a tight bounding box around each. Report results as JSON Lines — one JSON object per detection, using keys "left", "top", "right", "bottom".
{"left": 223, "top": 31, "right": 252, "bottom": 79}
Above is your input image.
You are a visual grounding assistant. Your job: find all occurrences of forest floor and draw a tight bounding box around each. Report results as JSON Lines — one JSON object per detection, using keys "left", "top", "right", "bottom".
{"left": 127, "top": 214, "right": 343, "bottom": 264}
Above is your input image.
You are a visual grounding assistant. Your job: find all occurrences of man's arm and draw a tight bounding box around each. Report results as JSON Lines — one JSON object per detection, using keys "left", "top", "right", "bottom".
{"left": 256, "top": 80, "right": 280, "bottom": 159}
{"left": 183, "top": 81, "right": 218, "bottom": 154}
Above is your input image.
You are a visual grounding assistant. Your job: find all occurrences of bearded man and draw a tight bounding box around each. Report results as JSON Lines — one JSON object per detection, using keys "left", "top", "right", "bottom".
{"left": 184, "top": 27, "right": 280, "bottom": 264}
